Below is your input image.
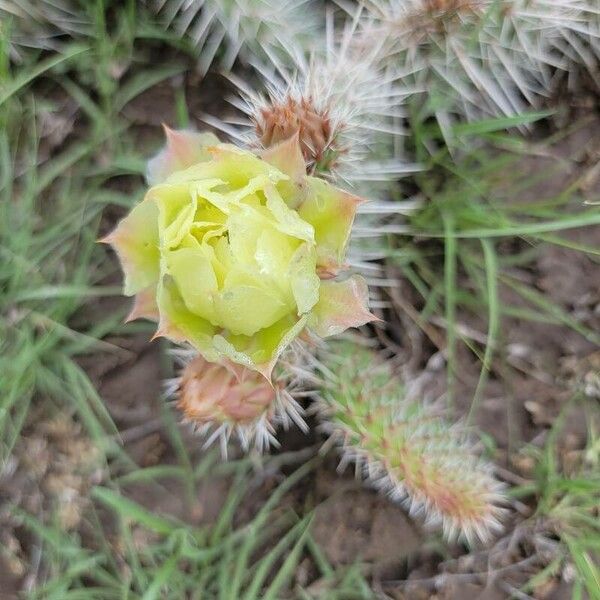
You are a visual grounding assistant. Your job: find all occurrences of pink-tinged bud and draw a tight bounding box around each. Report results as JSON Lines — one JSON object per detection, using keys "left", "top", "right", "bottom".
{"left": 256, "top": 97, "right": 340, "bottom": 175}
{"left": 178, "top": 356, "right": 276, "bottom": 426}
{"left": 170, "top": 348, "right": 309, "bottom": 453}
{"left": 422, "top": 0, "right": 477, "bottom": 15}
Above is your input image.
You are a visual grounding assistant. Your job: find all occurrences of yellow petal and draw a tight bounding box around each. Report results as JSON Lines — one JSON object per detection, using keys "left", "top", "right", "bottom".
{"left": 206, "top": 144, "right": 287, "bottom": 188}
{"left": 298, "top": 178, "right": 363, "bottom": 270}
{"left": 213, "top": 315, "right": 307, "bottom": 379}
{"left": 101, "top": 196, "right": 160, "bottom": 296}
{"left": 260, "top": 131, "right": 306, "bottom": 182}
{"left": 226, "top": 203, "right": 268, "bottom": 269}
{"left": 216, "top": 269, "right": 291, "bottom": 336}
{"left": 146, "top": 127, "right": 220, "bottom": 185}
{"left": 264, "top": 183, "right": 314, "bottom": 243}
{"left": 288, "top": 243, "right": 320, "bottom": 315}
{"left": 155, "top": 276, "right": 218, "bottom": 361}
{"left": 153, "top": 180, "right": 225, "bottom": 249}
{"left": 309, "top": 275, "right": 376, "bottom": 338}
{"left": 165, "top": 246, "right": 219, "bottom": 324}
{"left": 125, "top": 286, "right": 159, "bottom": 323}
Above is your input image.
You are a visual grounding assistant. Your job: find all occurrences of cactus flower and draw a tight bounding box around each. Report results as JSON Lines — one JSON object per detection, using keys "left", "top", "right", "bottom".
{"left": 103, "top": 128, "right": 375, "bottom": 378}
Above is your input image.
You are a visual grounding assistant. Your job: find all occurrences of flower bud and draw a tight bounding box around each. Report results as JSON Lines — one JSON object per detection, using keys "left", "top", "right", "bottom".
{"left": 256, "top": 97, "right": 338, "bottom": 174}
{"left": 178, "top": 356, "right": 276, "bottom": 426}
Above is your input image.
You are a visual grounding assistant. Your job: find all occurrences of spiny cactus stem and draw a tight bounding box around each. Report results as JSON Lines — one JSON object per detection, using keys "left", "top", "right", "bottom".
{"left": 316, "top": 342, "right": 506, "bottom": 545}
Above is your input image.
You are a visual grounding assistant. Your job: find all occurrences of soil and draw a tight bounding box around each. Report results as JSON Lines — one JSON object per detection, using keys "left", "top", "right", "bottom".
{"left": 2, "top": 67, "right": 599, "bottom": 599}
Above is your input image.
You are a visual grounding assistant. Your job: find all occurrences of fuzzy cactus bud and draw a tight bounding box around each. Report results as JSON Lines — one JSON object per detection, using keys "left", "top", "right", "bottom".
{"left": 316, "top": 341, "right": 506, "bottom": 544}
{"left": 169, "top": 348, "right": 308, "bottom": 453}
{"left": 102, "top": 129, "right": 375, "bottom": 379}
{"left": 216, "top": 11, "right": 415, "bottom": 189}
{"left": 422, "top": 0, "right": 477, "bottom": 16}
{"left": 255, "top": 97, "right": 339, "bottom": 176}
{"left": 178, "top": 356, "right": 276, "bottom": 425}
{"left": 151, "top": 0, "right": 316, "bottom": 75}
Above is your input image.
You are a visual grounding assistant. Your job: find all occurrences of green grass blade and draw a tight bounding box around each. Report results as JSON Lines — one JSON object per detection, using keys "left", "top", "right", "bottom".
{"left": 142, "top": 554, "right": 180, "bottom": 600}
{"left": 0, "top": 45, "right": 89, "bottom": 106}
{"left": 92, "top": 487, "right": 181, "bottom": 535}
{"left": 468, "top": 239, "right": 499, "bottom": 422}
{"left": 262, "top": 521, "right": 311, "bottom": 600}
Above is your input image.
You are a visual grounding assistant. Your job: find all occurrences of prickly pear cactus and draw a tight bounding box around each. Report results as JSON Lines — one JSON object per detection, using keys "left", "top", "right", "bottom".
{"left": 315, "top": 340, "right": 506, "bottom": 544}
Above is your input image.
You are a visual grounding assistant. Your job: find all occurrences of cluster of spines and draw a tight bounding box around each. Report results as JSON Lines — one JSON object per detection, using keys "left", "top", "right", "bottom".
{"left": 151, "top": 0, "right": 317, "bottom": 74}
{"left": 351, "top": 0, "right": 600, "bottom": 120}
{"left": 206, "top": 8, "right": 418, "bottom": 192}
{"left": 0, "top": 0, "right": 91, "bottom": 60}
{"left": 165, "top": 345, "right": 311, "bottom": 456}
{"left": 314, "top": 340, "right": 506, "bottom": 544}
